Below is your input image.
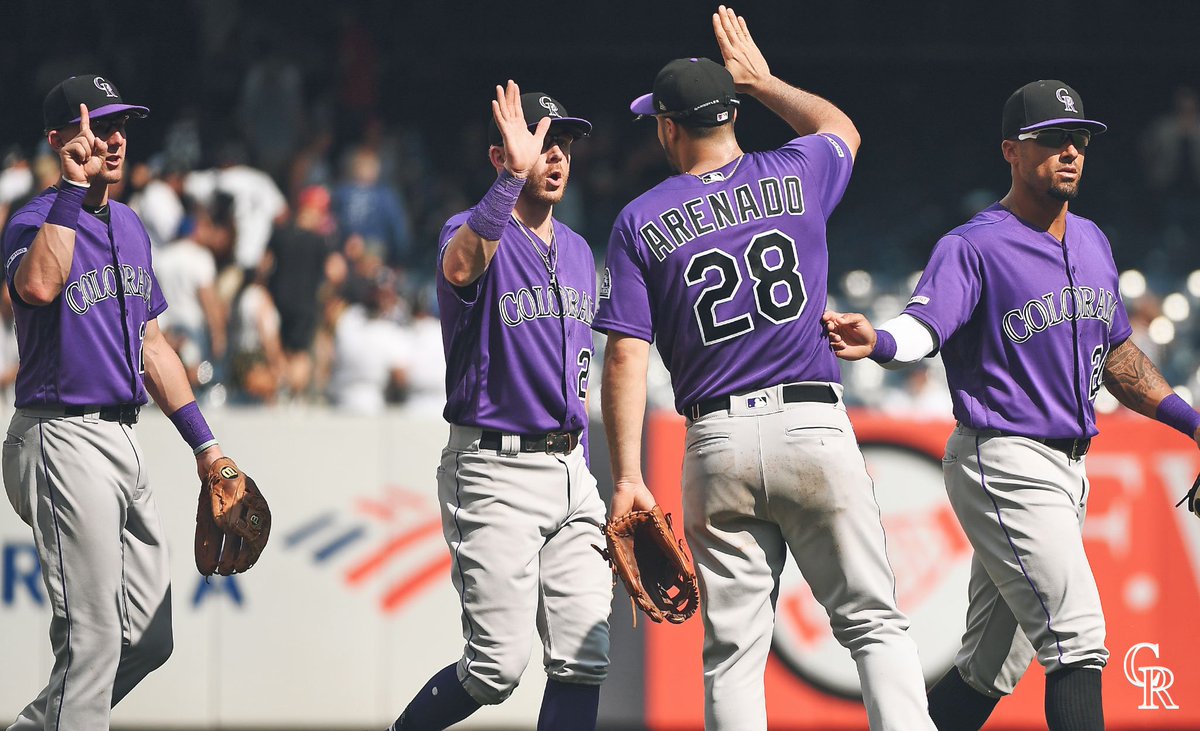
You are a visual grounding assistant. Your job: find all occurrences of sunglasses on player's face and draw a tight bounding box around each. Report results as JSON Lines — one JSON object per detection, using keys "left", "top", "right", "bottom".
{"left": 1015, "top": 128, "right": 1091, "bottom": 150}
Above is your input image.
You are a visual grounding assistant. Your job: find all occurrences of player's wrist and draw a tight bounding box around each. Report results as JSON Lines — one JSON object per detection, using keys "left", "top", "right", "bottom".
{"left": 868, "top": 329, "right": 898, "bottom": 363}
{"left": 45, "top": 181, "right": 87, "bottom": 230}
{"left": 168, "top": 401, "right": 218, "bottom": 455}
{"left": 466, "top": 170, "right": 525, "bottom": 241}
{"left": 1155, "top": 393, "right": 1200, "bottom": 438}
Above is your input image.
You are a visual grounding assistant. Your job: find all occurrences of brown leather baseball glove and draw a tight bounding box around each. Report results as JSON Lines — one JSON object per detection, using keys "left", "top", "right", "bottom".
{"left": 195, "top": 456, "right": 271, "bottom": 576}
{"left": 597, "top": 505, "right": 699, "bottom": 625}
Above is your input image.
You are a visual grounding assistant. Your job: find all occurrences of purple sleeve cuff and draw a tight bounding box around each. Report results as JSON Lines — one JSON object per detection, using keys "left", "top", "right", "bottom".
{"left": 868, "top": 329, "right": 898, "bottom": 363}
{"left": 466, "top": 170, "right": 525, "bottom": 241}
{"left": 168, "top": 401, "right": 218, "bottom": 454}
{"left": 1155, "top": 393, "right": 1200, "bottom": 438}
{"left": 44, "top": 182, "right": 87, "bottom": 230}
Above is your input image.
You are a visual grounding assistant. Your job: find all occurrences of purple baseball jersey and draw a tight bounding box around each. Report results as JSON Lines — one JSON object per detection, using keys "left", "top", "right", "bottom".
{"left": 902, "top": 203, "right": 1132, "bottom": 439}
{"left": 592, "top": 134, "right": 853, "bottom": 413}
{"left": 437, "top": 213, "right": 596, "bottom": 434}
{"left": 3, "top": 188, "right": 168, "bottom": 408}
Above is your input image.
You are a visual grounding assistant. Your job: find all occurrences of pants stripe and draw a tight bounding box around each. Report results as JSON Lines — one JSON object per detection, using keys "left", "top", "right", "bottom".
{"left": 973, "top": 435, "right": 1065, "bottom": 663}
{"left": 38, "top": 419, "right": 72, "bottom": 731}
{"left": 450, "top": 451, "right": 478, "bottom": 676}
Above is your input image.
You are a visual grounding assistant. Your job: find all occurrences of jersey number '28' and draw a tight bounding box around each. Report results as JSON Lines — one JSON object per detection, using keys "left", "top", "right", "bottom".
{"left": 684, "top": 230, "right": 808, "bottom": 345}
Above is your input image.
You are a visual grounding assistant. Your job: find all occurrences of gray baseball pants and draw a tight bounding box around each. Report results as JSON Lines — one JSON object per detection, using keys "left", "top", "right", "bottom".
{"left": 4, "top": 409, "right": 172, "bottom": 731}
{"left": 681, "top": 383, "right": 935, "bottom": 731}
{"left": 437, "top": 425, "right": 611, "bottom": 706}
{"left": 943, "top": 425, "right": 1108, "bottom": 697}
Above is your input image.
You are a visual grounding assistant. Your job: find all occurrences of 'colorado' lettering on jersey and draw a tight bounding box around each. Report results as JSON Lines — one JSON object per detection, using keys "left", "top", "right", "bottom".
{"left": 1000, "top": 285, "right": 1120, "bottom": 344}
{"left": 2, "top": 188, "right": 167, "bottom": 408}
{"left": 64, "top": 263, "right": 156, "bottom": 315}
{"left": 593, "top": 134, "right": 853, "bottom": 413}
{"left": 438, "top": 212, "right": 596, "bottom": 434}
{"left": 902, "top": 203, "right": 1133, "bottom": 439}
{"left": 498, "top": 284, "right": 595, "bottom": 327}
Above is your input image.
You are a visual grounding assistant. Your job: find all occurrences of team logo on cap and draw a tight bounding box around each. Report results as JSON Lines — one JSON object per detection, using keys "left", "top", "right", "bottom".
{"left": 1056, "top": 88, "right": 1077, "bottom": 113}
{"left": 93, "top": 77, "right": 118, "bottom": 98}
{"left": 539, "top": 96, "right": 561, "bottom": 118}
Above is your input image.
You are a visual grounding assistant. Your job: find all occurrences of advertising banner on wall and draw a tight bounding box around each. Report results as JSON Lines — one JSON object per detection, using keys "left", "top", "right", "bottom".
{"left": 641, "top": 410, "right": 1200, "bottom": 731}
{"left": 3, "top": 407, "right": 1198, "bottom": 729}
{"left": 0, "top": 410, "right": 553, "bottom": 729}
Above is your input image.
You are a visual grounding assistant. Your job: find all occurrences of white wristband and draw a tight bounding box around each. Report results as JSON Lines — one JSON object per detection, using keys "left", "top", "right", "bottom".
{"left": 193, "top": 439, "right": 219, "bottom": 456}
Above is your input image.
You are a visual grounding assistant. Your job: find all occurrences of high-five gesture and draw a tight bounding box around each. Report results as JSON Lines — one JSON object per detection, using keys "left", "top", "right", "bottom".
{"left": 58, "top": 104, "right": 107, "bottom": 185}
{"left": 491, "top": 80, "right": 551, "bottom": 180}
{"left": 713, "top": 5, "right": 771, "bottom": 93}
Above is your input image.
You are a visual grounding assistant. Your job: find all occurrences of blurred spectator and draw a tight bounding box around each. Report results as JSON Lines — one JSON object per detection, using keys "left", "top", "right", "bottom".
{"left": 186, "top": 141, "right": 288, "bottom": 276}
{"left": 229, "top": 268, "right": 287, "bottom": 404}
{"left": 400, "top": 285, "right": 445, "bottom": 414}
{"left": 878, "top": 363, "right": 954, "bottom": 419}
{"left": 1141, "top": 86, "right": 1200, "bottom": 268}
{"left": 333, "top": 8, "right": 380, "bottom": 145}
{"left": 239, "top": 39, "right": 305, "bottom": 185}
{"left": 332, "top": 146, "right": 412, "bottom": 268}
{"left": 0, "top": 147, "right": 33, "bottom": 225}
{"left": 155, "top": 200, "right": 232, "bottom": 386}
{"left": 128, "top": 159, "right": 186, "bottom": 247}
{"left": 325, "top": 280, "right": 409, "bottom": 415}
{"left": 264, "top": 185, "right": 337, "bottom": 399}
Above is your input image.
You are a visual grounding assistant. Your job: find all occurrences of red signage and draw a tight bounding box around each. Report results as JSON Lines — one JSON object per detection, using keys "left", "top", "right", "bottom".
{"left": 642, "top": 410, "right": 1200, "bottom": 730}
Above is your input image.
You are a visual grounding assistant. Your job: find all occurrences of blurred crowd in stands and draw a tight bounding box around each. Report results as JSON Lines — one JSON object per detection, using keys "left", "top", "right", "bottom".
{"left": 1, "top": 5, "right": 1198, "bottom": 417}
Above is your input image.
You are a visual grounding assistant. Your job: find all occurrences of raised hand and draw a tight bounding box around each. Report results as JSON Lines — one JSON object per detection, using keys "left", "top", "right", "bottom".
{"left": 58, "top": 104, "right": 108, "bottom": 185}
{"left": 822, "top": 310, "right": 878, "bottom": 361}
{"left": 712, "top": 5, "right": 770, "bottom": 93}
{"left": 491, "top": 80, "right": 550, "bottom": 180}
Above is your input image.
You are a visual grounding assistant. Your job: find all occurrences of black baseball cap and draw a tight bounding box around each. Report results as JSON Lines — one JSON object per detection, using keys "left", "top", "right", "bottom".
{"left": 630, "top": 57, "right": 739, "bottom": 127}
{"left": 1001, "top": 80, "right": 1106, "bottom": 140}
{"left": 487, "top": 92, "right": 592, "bottom": 146}
{"left": 43, "top": 75, "right": 149, "bottom": 132}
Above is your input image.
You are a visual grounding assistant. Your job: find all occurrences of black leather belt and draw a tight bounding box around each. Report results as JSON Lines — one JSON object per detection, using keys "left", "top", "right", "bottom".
{"left": 1027, "top": 435, "right": 1091, "bottom": 460}
{"left": 687, "top": 383, "right": 838, "bottom": 420}
{"left": 479, "top": 429, "right": 581, "bottom": 454}
{"left": 63, "top": 404, "right": 141, "bottom": 425}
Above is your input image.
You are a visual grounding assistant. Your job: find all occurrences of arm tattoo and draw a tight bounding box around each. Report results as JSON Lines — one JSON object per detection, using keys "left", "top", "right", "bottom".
{"left": 1102, "top": 339, "right": 1171, "bottom": 417}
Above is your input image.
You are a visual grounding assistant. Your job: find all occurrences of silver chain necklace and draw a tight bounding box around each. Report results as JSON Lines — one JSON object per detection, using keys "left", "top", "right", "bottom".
{"left": 513, "top": 214, "right": 559, "bottom": 289}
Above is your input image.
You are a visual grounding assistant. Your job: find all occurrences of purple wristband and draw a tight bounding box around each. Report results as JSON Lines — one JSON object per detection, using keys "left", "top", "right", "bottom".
{"left": 868, "top": 329, "right": 898, "bottom": 363}
{"left": 168, "top": 401, "right": 217, "bottom": 454}
{"left": 1155, "top": 393, "right": 1200, "bottom": 438}
{"left": 45, "top": 182, "right": 87, "bottom": 230}
{"left": 466, "top": 170, "right": 525, "bottom": 241}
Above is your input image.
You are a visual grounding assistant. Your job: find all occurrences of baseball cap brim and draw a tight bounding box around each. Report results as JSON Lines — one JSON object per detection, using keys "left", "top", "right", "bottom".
{"left": 544, "top": 116, "right": 592, "bottom": 138}
{"left": 630, "top": 93, "right": 656, "bottom": 117}
{"left": 64, "top": 103, "right": 150, "bottom": 126}
{"left": 1020, "top": 117, "right": 1107, "bottom": 135}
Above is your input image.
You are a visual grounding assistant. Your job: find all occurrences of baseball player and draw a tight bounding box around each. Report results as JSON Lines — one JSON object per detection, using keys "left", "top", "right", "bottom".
{"left": 824, "top": 80, "right": 1200, "bottom": 731}
{"left": 386, "top": 81, "right": 611, "bottom": 731}
{"left": 3, "top": 76, "right": 234, "bottom": 729}
{"left": 593, "top": 8, "right": 936, "bottom": 731}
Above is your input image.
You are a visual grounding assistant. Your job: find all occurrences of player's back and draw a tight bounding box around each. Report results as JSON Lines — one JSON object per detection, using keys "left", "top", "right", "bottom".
{"left": 595, "top": 133, "right": 854, "bottom": 413}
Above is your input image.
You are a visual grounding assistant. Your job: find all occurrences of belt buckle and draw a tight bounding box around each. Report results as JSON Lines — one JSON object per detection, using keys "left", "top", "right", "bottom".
{"left": 545, "top": 433, "right": 570, "bottom": 453}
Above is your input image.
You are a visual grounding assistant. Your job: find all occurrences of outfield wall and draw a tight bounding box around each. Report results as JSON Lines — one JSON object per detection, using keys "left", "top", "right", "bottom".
{"left": 1, "top": 408, "right": 1196, "bottom": 729}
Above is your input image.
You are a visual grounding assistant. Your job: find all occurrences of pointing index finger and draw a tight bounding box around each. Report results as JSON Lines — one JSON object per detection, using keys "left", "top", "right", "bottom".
{"left": 78, "top": 103, "right": 91, "bottom": 134}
